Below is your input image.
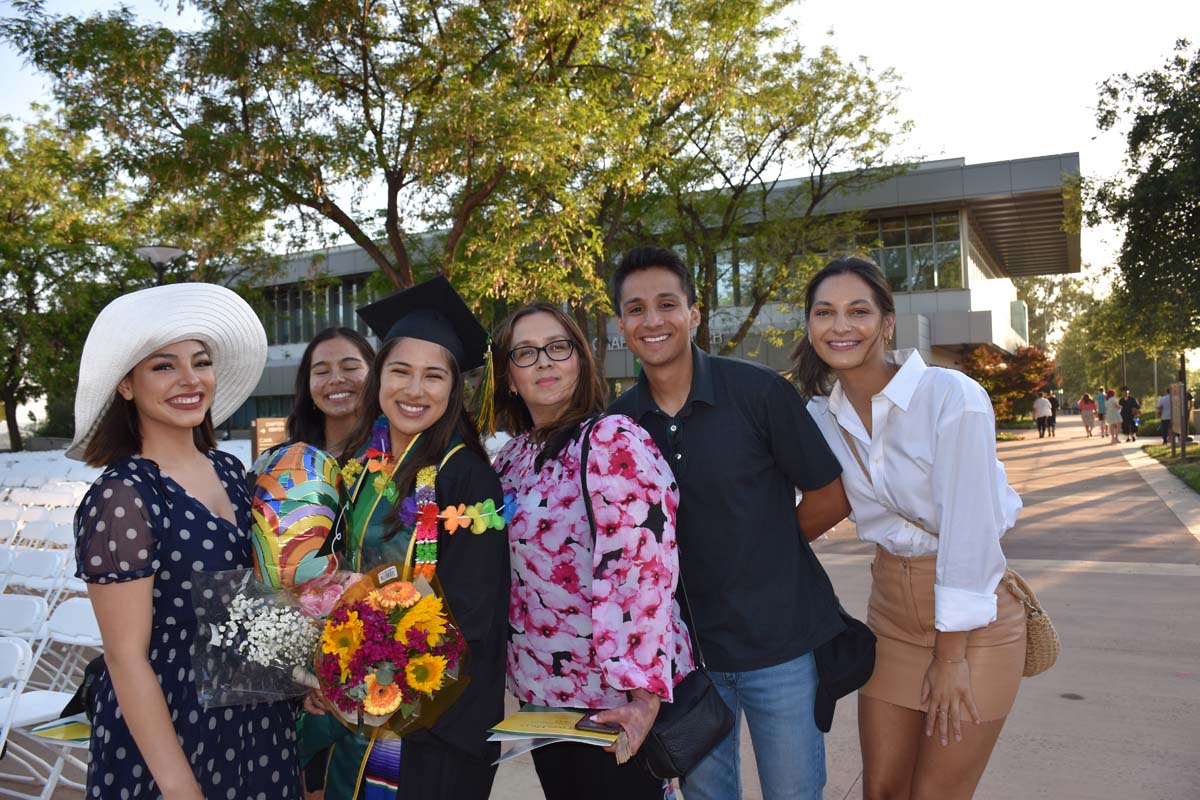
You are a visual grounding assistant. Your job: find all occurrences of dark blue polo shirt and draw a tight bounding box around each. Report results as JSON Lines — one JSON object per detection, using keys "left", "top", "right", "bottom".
{"left": 609, "top": 345, "right": 845, "bottom": 672}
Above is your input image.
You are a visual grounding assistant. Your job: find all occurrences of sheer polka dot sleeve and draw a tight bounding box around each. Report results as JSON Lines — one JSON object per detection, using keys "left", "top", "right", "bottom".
{"left": 75, "top": 477, "right": 159, "bottom": 584}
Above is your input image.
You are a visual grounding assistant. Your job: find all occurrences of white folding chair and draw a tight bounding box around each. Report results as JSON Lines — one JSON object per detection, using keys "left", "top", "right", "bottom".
{"left": 46, "top": 507, "right": 76, "bottom": 527}
{"left": 0, "top": 637, "right": 35, "bottom": 757}
{"left": 0, "top": 546, "right": 13, "bottom": 592}
{"left": 15, "top": 506, "right": 48, "bottom": 526}
{"left": 18, "top": 521, "right": 73, "bottom": 550}
{"left": 0, "top": 520, "right": 17, "bottom": 547}
{"left": 5, "top": 549, "right": 69, "bottom": 605}
{"left": 0, "top": 601, "right": 94, "bottom": 800}
{"left": 26, "top": 491, "right": 74, "bottom": 509}
{"left": 0, "top": 504, "right": 20, "bottom": 521}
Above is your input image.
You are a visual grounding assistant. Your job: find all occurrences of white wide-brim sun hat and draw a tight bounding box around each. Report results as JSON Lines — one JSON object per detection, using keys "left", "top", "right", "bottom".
{"left": 66, "top": 283, "right": 268, "bottom": 461}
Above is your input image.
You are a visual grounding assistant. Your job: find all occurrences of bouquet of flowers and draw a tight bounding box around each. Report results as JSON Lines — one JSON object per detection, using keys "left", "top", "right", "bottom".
{"left": 313, "top": 563, "right": 470, "bottom": 736}
{"left": 192, "top": 568, "right": 361, "bottom": 708}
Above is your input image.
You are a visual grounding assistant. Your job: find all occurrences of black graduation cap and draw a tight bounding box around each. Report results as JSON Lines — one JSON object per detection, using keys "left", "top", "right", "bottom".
{"left": 356, "top": 276, "right": 488, "bottom": 371}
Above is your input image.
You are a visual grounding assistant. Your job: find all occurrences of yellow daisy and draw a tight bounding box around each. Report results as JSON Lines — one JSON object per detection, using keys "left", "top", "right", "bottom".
{"left": 394, "top": 594, "right": 448, "bottom": 647}
{"left": 322, "top": 611, "right": 365, "bottom": 680}
{"left": 405, "top": 654, "right": 447, "bottom": 695}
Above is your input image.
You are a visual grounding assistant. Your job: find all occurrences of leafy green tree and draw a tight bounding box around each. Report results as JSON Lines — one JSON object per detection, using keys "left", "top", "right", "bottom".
{"left": 4, "top": 0, "right": 742, "bottom": 304}
{"left": 1092, "top": 39, "right": 1200, "bottom": 353}
{"left": 1013, "top": 274, "right": 1093, "bottom": 350}
{"left": 621, "top": 39, "right": 909, "bottom": 352}
{"left": 0, "top": 112, "right": 279, "bottom": 450}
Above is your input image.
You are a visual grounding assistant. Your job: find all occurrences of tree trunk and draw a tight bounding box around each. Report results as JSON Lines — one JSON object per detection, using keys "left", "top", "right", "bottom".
{"left": 3, "top": 391, "right": 23, "bottom": 452}
{"left": 594, "top": 308, "right": 610, "bottom": 393}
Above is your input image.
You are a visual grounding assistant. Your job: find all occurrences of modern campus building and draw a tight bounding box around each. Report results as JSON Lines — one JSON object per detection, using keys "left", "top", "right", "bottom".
{"left": 229, "top": 152, "right": 1082, "bottom": 426}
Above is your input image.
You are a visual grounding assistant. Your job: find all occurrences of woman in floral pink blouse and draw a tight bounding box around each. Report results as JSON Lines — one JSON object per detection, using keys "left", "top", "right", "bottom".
{"left": 492, "top": 303, "right": 694, "bottom": 800}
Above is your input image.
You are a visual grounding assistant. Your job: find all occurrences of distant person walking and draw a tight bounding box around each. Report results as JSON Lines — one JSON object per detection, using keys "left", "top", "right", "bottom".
{"left": 1079, "top": 394, "right": 1097, "bottom": 437}
{"left": 1108, "top": 390, "right": 1121, "bottom": 444}
{"left": 1096, "top": 387, "right": 1108, "bottom": 438}
{"left": 1047, "top": 393, "right": 1059, "bottom": 437}
{"left": 1156, "top": 390, "right": 1172, "bottom": 445}
{"left": 1119, "top": 387, "right": 1141, "bottom": 442}
{"left": 1032, "top": 393, "right": 1053, "bottom": 439}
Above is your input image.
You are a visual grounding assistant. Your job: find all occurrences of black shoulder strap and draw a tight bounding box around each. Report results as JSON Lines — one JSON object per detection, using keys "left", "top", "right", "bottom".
{"left": 578, "top": 415, "right": 709, "bottom": 670}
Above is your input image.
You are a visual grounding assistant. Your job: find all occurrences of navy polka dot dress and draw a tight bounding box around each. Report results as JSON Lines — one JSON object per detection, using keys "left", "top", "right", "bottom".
{"left": 74, "top": 452, "right": 301, "bottom": 799}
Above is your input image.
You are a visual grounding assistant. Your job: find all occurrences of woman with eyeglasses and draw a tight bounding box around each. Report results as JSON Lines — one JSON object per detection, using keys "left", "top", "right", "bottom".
{"left": 491, "top": 303, "right": 694, "bottom": 800}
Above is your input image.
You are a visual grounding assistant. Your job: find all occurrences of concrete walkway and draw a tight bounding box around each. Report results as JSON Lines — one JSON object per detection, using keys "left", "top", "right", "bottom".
{"left": 490, "top": 415, "right": 1200, "bottom": 799}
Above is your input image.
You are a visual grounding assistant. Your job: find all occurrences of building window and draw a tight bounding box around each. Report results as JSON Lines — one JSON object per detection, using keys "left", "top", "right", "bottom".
{"left": 866, "top": 211, "right": 963, "bottom": 292}
{"left": 263, "top": 277, "right": 376, "bottom": 345}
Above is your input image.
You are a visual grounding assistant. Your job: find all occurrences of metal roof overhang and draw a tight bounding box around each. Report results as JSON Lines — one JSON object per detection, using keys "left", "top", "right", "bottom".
{"left": 966, "top": 189, "right": 1081, "bottom": 277}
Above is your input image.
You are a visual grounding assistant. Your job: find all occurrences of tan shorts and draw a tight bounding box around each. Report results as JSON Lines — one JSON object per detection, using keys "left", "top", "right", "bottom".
{"left": 859, "top": 546, "right": 1025, "bottom": 721}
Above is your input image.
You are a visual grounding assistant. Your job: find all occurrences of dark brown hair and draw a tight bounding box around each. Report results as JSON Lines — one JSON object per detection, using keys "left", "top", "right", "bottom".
{"left": 611, "top": 245, "right": 696, "bottom": 315}
{"left": 790, "top": 256, "right": 896, "bottom": 398}
{"left": 492, "top": 303, "right": 607, "bottom": 468}
{"left": 83, "top": 396, "right": 216, "bottom": 468}
{"left": 339, "top": 337, "right": 488, "bottom": 540}
{"left": 286, "top": 327, "right": 375, "bottom": 448}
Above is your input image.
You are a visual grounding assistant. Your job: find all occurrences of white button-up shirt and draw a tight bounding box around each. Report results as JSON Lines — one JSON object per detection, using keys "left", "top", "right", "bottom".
{"left": 807, "top": 350, "right": 1022, "bottom": 632}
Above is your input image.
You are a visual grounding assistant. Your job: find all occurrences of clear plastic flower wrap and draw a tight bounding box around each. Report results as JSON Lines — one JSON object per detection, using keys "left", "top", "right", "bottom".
{"left": 191, "top": 567, "right": 360, "bottom": 708}
{"left": 313, "top": 563, "right": 471, "bottom": 737}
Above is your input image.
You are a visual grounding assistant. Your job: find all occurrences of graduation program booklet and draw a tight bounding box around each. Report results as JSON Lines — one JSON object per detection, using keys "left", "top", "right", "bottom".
{"left": 488, "top": 709, "right": 621, "bottom": 764}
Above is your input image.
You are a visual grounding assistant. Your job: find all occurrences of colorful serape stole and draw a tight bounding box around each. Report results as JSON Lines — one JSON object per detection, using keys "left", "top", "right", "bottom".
{"left": 363, "top": 738, "right": 402, "bottom": 800}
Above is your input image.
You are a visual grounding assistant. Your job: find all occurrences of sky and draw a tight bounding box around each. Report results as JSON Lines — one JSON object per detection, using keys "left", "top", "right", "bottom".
{"left": 3, "top": 0, "right": 1199, "bottom": 277}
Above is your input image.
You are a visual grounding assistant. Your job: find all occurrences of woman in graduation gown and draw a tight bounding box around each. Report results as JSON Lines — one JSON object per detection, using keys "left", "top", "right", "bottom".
{"left": 298, "top": 276, "right": 510, "bottom": 800}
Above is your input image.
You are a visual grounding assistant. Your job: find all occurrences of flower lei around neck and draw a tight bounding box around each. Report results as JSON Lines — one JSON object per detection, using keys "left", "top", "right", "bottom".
{"left": 339, "top": 418, "right": 514, "bottom": 579}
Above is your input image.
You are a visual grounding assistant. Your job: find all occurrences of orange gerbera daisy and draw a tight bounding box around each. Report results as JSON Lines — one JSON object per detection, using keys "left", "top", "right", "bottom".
{"left": 369, "top": 581, "right": 421, "bottom": 611}
{"left": 362, "top": 673, "right": 403, "bottom": 716}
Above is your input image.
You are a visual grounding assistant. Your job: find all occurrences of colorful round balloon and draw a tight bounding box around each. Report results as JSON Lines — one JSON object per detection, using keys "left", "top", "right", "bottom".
{"left": 251, "top": 443, "right": 343, "bottom": 589}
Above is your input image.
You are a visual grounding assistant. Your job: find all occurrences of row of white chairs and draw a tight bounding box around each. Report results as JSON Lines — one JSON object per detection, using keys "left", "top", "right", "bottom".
{"left": 0, "top": 595, "right": 101, "bottom": 799}
{"left": 1, "top": 520, "right": 75, "bottom": 550}
{"left": 1, "top": 548, "right": 85, "bottom": 600}
{"left": 1, "top": 487, "right": 83, "bottom": 507}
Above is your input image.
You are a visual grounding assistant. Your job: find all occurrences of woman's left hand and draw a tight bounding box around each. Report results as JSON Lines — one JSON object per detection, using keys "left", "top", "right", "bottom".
{"left": 920, "top": 657, "right": 981, "bottom": 746}
{"left": 592, "top": 688, "right": 661, "bottom": 757}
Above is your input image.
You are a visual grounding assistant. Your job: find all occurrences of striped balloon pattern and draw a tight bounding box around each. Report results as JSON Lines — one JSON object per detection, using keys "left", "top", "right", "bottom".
{"left": 251, "top": 443, "right": 343, "bottom": 589}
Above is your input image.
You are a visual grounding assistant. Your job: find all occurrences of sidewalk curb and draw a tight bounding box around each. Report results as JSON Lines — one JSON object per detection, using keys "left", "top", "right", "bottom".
{"left": 1122, "top": 445, "right": 1200, "bottom": 548}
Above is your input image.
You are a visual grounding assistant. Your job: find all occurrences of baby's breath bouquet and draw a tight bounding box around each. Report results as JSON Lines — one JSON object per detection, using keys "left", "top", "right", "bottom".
{"left": 191, "top": 568, "right": 356, "bottom": 708}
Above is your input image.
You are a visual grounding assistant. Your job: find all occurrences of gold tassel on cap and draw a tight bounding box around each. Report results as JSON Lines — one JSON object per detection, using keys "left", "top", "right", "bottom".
{"left": 474, "top": 339, "right": 496, "bottom": 436}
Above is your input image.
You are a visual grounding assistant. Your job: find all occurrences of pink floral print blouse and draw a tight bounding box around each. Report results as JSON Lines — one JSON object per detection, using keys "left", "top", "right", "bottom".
{"left": 495, "top": 414, "right": 695, "bottom": 709}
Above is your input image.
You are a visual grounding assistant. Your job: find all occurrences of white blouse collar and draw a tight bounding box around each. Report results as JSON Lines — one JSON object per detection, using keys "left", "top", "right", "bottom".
{"left": 828, "top": 349, "right": 927, "bottom": 421}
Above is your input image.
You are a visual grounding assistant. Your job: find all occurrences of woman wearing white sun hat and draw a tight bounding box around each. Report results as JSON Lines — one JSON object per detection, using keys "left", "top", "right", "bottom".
{"left": 68, "top": 282, "right": 301, "bottom": 800}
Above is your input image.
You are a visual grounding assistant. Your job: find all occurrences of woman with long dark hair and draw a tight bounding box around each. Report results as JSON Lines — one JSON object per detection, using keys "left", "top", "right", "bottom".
{"left": 286, "top": 327, "right": 375, "bottom": 453}
{"left": 68, "top": 283, "right": 300, "bottom": 799}
{"left": 491, "top": 303, "right": 693, "bottom": 800}
{"left": 296, "top": 277, "right": 509, "bottom": 800}
{"left": 795, "top": 257, "right": 1024, "bottom": 800}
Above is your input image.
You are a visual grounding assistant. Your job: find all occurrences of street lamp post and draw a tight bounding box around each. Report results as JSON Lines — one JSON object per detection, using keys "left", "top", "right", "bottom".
{"left": 134, "top": 246, "right": 187, "bottom": 286}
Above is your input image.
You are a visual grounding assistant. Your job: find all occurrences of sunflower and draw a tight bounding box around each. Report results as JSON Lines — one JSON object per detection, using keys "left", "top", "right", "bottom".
{"left": 405, "top": 654, "right": 447, "bottom": 694}
{"left": 369, "top": 581, "right": 422, "bottom": 611}
{"left": 394, "top": 594, "right": 448, "bottom": 647}
{"left": 362, "top": 673, "right": 403, "bottom": 716}
{"left": 321, "top": 611, "right": 365, "bottom": 680}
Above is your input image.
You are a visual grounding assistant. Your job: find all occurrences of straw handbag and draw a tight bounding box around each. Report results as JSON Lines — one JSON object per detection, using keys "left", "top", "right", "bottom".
{"left": 839, "top": 429, "right": 1061, "bottom": 677}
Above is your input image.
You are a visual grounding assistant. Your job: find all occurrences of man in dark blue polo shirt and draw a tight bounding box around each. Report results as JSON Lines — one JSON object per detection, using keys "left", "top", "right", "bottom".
{"left": 608, "top": 246, "right": 851, "bottom": 799}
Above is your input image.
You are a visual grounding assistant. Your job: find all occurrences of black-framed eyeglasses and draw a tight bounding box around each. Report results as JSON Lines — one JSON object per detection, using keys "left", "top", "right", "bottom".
{"left": 508, "top": 339, "right": 576, "bottom": 368}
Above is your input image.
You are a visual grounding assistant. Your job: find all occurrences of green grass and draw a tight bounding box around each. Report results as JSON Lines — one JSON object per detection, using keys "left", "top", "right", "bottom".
{"left": 997, "top": 418, "right": 1038, "bottom": 430}
{"left": 1141, "top": 444, "right": 1200, "bottom": 494}
{"left": 996, "top": 432, "right": 1023, "bottom": 442}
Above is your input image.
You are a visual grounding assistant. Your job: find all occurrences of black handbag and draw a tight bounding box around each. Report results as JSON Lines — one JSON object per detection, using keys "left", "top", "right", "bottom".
{"left": 579, "top": 416, "right": 734, "bottom": 779}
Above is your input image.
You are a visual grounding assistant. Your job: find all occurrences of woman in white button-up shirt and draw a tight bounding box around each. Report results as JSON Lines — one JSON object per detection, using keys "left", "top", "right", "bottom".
{"left": 794, "top": 257, "right": 1024, "bottom": 800}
